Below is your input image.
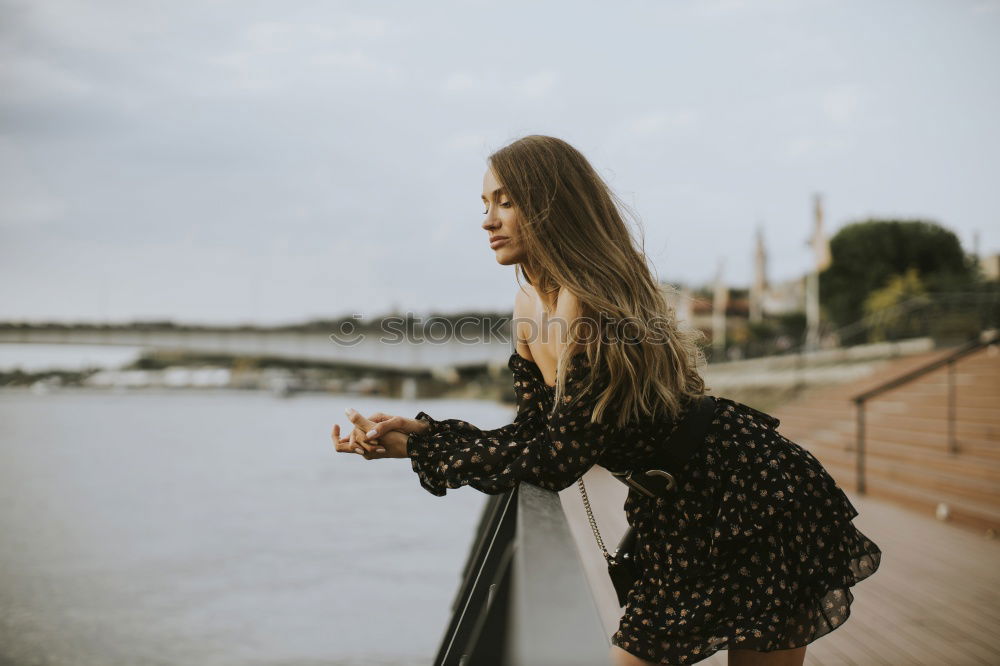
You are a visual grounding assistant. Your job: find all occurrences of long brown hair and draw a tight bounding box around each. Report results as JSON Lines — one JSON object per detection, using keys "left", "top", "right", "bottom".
{"left": 488, "top": 135, "right": 707, "bottom": 427}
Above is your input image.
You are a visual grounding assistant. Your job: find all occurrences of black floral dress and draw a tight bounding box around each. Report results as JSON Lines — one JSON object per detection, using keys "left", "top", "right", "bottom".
{"left": 406, "top": 351, "right": 882, "bottom": 664}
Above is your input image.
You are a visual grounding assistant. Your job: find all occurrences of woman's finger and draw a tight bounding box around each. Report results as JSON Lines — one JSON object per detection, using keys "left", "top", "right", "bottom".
{"left": 352, "top": 430, "right": 384, "bottom": 458}
{"left": 350, "top": 426, "right": 377, "bottom": 454}
{"left": 351, "top": 427, "right": 386, "bottom": 456}
{"left": 365, "top": 415, "right": 414, "bottom": 439}
{"left": 363, "top": 413, "right": 399, "bottom": 439}
{"left": 345, "top": 408, "right": 380, "bottom": 454}
{"left": 345, "top": 407, "right": 377, "bottom": 432}
{"left": 349, "top": 429, "right": 369, "bottom": 459}
{"left": 332, "top": 425, "right": 363, "bottom": 455}
{"left": 332, "top": 424, "right": 353, "bottom": 454}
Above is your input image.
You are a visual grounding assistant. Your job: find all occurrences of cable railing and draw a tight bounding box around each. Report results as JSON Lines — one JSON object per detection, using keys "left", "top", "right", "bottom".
{"left": 732, "top": 290, "right": 999, "bottom": 361}
{"left": 849, "top": 330, "right": 999, "bottom": 494}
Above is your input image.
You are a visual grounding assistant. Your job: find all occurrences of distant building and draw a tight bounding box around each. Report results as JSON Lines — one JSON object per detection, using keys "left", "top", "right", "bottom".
{"left": 661, "top": 283, "right": 748, "bottom": 334}
{"left": 980, "top": 252, "right": 999, "bottom": 281}
{"left": 749, "top": 227, "right": 767, "bottom": 322}
{"left": 761, "top": 275, "right": 806, "bottom": 315}
{"left": 747, "top": 225, "right": 806, "bottom": 317}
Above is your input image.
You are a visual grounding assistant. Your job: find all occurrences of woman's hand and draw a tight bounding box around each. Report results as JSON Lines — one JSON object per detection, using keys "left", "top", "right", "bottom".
{"left": 331, "top": 409, "right": 431, "bottom": 460}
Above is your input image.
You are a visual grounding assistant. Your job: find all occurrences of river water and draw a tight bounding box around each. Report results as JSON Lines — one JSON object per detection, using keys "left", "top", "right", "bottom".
{"left": 0, "top": 388, "right": 512, "bottom": 665}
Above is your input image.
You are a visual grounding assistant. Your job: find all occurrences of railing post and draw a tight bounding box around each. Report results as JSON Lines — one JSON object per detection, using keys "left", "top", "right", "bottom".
{"left": 947, "top": 358, "right": 957, "bottom": 454}
{"left": 855, "top": 398, "right": 867, "bottom": 495}
{"left": 794, "top": 348, "right": 806, "bottom": 393}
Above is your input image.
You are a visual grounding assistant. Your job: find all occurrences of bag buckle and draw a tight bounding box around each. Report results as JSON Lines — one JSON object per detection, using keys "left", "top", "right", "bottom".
{"left": 612, "top": 469, "right": 677, "bottom": 497}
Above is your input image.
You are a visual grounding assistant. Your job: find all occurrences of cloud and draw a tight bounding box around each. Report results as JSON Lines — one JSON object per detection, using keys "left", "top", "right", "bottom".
{"left": 441, "top": 72, "right": 480, "bottom": 93}
{"left": 779, "top": 135, "right": 850, "bottom": 162}
{"left": 343, "top": 16, "right": 391, "bottom": 38}
{"left": 242, "top": 17, "right": 394, "bottom": 52}
{"left": 211, "top": 44, "right": 398, "bottom": 94}
{"left": 971, "top": 0, "right": 1000, "bottom": 13}
{"left": 0, "top": 196, "right": 66, "bottom": 229}
{"left": 442, "top": 130, "right": 492, "bottom": 154}
{"left": 692, "top": 0, "right": 749, "bottom": 16}
{"left": 0, "top": 140, "right": 67, "bottom": 229}
{"left": 626, "top": 110, "right": 698, "bottom": 137}
{"left": 513, "top": 69, "right": 557, "bottom": 98}
{"left": 0, "top": 54, "right": 95, "bottom": 102}
{"left": 205, "top": 16, "right": 402, "bottom": 93}
{"left": 602, "top": 109, "right": 700, "bottom": 162}
{"left": 822, "top": 84, "right": 861, "bottom": 125}
{"left": 2, "top": 0, "right": 996, "bottom": 325}
{"left": 311, "top": 49, "right": 398, "bottom": 73}
{"left": 691, "top": 0, "right": 803, "bottom": 18}
{"left": 441, "top": 69, "right": 558, "bottom": 99}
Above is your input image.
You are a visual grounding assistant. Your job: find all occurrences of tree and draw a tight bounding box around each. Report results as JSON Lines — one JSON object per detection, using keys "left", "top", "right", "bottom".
{"left": 862, "top": 267, "right": 931, "bottom": 342}
{"left": 819, "top": 219, "right": 976, "bottom": 330}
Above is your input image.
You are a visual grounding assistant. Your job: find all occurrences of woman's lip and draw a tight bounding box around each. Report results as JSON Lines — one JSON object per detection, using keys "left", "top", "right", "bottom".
{"left": 490, "top": 237, "right": 510, "bottom": 249}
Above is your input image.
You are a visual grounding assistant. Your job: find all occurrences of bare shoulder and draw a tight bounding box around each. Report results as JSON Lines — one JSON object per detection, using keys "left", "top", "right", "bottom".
{"left": 553, "top": 288, "right": 587, "bottom": 356}
{"left": 512, "top": 284, "right": 587, "bottom": 366}
{"left": 554, "top": 287, "right": 582, "bottom": 320}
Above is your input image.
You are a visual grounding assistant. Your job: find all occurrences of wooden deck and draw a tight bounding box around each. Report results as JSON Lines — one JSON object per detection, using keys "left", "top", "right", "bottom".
{"left": 797, "top": 492, "right": 999, "bottom": 666}
{"left": 698, "top": 493, "right": 1000, "bottom": 665}
{"left": 561, "top": 474, "right": 1000, "bottom": 665}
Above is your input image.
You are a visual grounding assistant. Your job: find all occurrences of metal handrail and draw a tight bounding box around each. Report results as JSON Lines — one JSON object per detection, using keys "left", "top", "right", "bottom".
{"left": 433, "top": 490, "right": 517, "bottom": 665}
{"left": 849, "top": 330, "right": 999, "bottom": 494}
{"left": 510, "top": 483, "right": 609, "bottom": 664}
{"left": 432, "top": 483, "right": 609, "bottom": 665}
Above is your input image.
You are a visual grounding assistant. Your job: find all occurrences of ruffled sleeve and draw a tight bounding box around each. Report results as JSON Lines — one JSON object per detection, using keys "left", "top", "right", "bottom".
{"left": 406, "top": 352, "right": 613, "bottom": 497}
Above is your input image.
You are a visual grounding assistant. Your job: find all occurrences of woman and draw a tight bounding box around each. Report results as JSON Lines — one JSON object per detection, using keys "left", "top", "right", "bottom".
{"left": 332, "top": 135, "right": 881, "bottom": 665}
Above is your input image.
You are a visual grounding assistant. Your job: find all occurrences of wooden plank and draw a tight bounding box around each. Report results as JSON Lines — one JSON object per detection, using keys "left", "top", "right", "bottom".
{"left": 823, "top": 493, "right": 1000, "bottom": 664}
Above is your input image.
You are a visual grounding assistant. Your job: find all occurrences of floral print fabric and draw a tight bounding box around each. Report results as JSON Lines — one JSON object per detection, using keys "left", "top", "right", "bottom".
{"left": 406, "top": 351, "right": 882, "bottom": 664}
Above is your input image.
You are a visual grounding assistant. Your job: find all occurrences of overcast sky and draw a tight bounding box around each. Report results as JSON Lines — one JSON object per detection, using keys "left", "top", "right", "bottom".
{"left": 2, "top": 0, "right": 998, "bottom": 325}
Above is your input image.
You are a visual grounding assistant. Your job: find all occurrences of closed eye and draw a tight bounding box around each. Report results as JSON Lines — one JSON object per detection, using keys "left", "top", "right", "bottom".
{"left": 483, "top": 201, "right": 513, "bottom": 214}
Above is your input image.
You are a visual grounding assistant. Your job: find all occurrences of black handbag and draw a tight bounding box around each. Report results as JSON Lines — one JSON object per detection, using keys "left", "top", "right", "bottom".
{"left": 577, "top": 476, "right": 641, "bottom": 608}
{"left": 607, "top": 522, "right": 641, "bottom": 607}
{"left": 576, "top": 394, "right": 718, "bottom": 608}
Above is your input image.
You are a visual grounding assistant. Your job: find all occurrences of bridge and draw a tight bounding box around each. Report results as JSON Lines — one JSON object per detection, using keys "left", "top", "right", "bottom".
{"left": 0, "top": 322, "right": 515, "bottom": 373}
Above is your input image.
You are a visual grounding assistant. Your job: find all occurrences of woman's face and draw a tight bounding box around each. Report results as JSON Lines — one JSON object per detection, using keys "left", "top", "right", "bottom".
{"left": 481, "top": 167, "right": 525, "bottom": 266}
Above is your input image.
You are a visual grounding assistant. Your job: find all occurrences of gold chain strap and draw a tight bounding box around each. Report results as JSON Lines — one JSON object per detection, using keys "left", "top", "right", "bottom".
{"left": 575, "top": 401, "right": 699, "bottom": 567}
{"left": 577, "top": 477, "right": 614, "bottom": 563}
